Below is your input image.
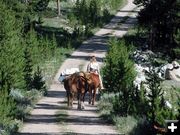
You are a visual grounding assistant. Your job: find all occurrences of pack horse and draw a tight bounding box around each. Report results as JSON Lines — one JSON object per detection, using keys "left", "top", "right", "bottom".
{"left": 59, "top": 68, "right": 101, "bottom": 109}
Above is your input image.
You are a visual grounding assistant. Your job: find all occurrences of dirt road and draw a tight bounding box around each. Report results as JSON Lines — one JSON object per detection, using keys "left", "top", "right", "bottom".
{"left": 18, "top": 0, "right": 137, "bottom": 134}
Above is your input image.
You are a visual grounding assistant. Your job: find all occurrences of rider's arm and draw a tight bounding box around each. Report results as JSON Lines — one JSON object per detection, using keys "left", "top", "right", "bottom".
{"left": 87, "top": 63, "right": 91, "bottom": 72}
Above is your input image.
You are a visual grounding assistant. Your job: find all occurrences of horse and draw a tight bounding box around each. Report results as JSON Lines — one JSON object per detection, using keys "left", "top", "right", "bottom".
{"left": 63, "top": 72, "right": 88, "bottom": 109}
{"left": 85, "top": 72, "right": 101, "bottom": 105}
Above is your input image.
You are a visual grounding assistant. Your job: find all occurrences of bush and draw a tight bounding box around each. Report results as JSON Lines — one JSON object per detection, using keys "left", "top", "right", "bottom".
{"left": 102, "top": 8, "right": 111, "bottom": 23}
{"left": 0, "top": 86, "right": 20, "bottom": 134}
{"left": 98, "top": 93, "right": 149, "bottom": 134}
{"left": 103, "top": 38, "right": 136, "bottom": 93}
{"left": 102, "top": 38, "right": 136, "bottom": 115}
{"left": 173, "top": 47, "right": 180, "bottom": 59}
{"left": 145, "top": 66, "right": 177, "bottom": 127}
{"left": 32, "top": 66, "right": 47, "bottom": 95}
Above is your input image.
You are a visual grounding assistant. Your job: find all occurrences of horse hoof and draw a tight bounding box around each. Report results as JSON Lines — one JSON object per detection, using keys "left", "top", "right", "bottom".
{"left": 77, "top": 105, "right": 81, "bottom": 110}
{"left": 68, "top": 106, "right": 73, "bottom": 109}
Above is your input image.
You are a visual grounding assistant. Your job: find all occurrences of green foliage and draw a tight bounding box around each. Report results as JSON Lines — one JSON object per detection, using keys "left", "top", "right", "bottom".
{"left": 23, "top": 47, "right": 33, "bottom": 91}
{"left": 145, "top": 66, "right": 176, "bottom": 126}
{"left": 32, "top": 66, "right": 47, "bottom": 95}
{"left": 134, "top": 0, "right": 180, "bottom": 50}
{"left": 102, "top": 38, "right": 136, "bottom": 115}
{"left": 0, "top": 86, "right": 17, "bottom": 120}
{"left": 33, "top": 0, "right": 50, "bottom": 12}
{"left": 73, "top": 0, "right": 123, "bottom": 27}
{"left": 0, "top": 1, "right": 63, "bottom": 133}
{"left": 102, "top": 8, "right": 111, "bottom": 23}
{"left": 89, "top": 0, "right": 100, "bottom": 26}
{"left": 173, "top": 47, "right": 180, "bottom": 58}
{"left": 74, "top": 0, "right": 88, "bottom": 24}
{"left": 100, "top": 38, "right": 178, "bottom": 133}
{"left": 98, "top": 93, "right": 151, "bottom": 135}
{"left": 103, "top": 38, "right": 136, "bottom": 93}
{"left": 0, "top": 2, "right": 25, "bottom": 90}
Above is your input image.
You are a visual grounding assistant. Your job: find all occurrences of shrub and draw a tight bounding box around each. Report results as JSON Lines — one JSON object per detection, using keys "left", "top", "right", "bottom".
{"left": 145, "top": 66, "right": 176, "bottom": 127}
{"left": 103, "top": 38, "right": 136, "bottom": 93}
{"left": 102, "top": 38, "right": 136, "bottom": 115}
{"left": 89, "top": 0, "right": 100, "bottom": 26}
{"left": 32, "top": 66, "right": 47, "bottom": 95}
{"left": 173, "top": 47, "right": 180, "bottom": 59}
{"left": 0, "top": 85, "right": 21, "bottom": 134}
{"left": 102, "top": 8, "right": 111, "bottom": 23}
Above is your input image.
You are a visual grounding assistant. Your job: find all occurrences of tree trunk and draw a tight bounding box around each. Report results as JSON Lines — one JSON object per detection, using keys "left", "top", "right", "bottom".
{"left": 57, "top": 0, "right": 61, "bottom": 16}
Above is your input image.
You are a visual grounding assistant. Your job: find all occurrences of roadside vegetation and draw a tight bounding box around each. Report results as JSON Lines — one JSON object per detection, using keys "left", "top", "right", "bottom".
{"left": 0, "top": 0, "right": 126, "bottom": 134}
{"left": 99, "top": 0, "right": 180, "bottom": 134}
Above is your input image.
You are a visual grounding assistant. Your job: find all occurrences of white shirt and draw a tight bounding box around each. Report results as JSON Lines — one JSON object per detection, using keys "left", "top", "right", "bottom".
{"left": 87, "top": 62, "right": 100, "bottom": 74}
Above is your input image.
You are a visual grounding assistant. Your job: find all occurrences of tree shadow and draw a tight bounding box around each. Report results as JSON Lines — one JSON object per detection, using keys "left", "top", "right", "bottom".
{"left": 62, "top": 133, "right": 123, "bottom": 135}
{"left": 46, "top": 90, "right": 66, "bottom": 98}
{"left": 117, "top": 10, "right": 139, "bottom": 13}
{"left": 16, "top": 133, "right": 60, "bottom": 135}
{"left": 24, "top": 114, "right": 59, "bottom": 124}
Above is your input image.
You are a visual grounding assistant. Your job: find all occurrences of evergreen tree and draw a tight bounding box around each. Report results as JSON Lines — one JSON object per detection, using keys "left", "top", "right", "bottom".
{"left": 89, "top": 0, "right": 99, "bottom": 26}
{"left": 23, "top": 47, "right": 33, "bottom": 91}
{"left": 78, "top": 0, "right": 89, "bottom": 25}
{"left": 102, "top": 38, "right": 136, "bottom": 115}
{"left": 0, "top": 2, "right": 25, "bottom": 90}
{"left": 146, "top": 67, "right": 164, "bottom": 124}
{"left": 0, "top": 84, "right": 17, "bottom": 121}
{"left": 145, "top": 65, "right": 175, "bottom": 128}
{"left": 103, "top": 39, "right": 136, "bottom": 93}
{"left": 32, "top": 66, "right": 46, "bottom": 94}
{"left": 74, "top": 0, "right": 80, "bottom": 18}
{"left": 134, "top": 0, "right": 179, "bottom": 50}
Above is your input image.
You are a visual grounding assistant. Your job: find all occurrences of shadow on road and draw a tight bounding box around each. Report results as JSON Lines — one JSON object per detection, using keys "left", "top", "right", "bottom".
{"left": 17, "top": 133, "right": 124, "bottom": 135}
{"left": 63, "top": 133, "right": 124, "bottom": 135}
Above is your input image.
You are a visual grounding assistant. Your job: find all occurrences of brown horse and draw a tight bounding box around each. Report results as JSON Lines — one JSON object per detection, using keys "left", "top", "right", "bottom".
{"left": 85, "top": 72, "right": 101, "bottom": 105}
{"left": 63, "top": 72, "right": 88, "bottom": 109}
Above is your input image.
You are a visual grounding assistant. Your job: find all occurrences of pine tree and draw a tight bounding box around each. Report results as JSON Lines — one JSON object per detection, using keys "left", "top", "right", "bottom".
{"left": 0, "top": 84, "right": 17, "bottom": 120}
{"left": 146, "top": 67, "right": 164, "bottom": 124}
{"left": 145, "top": 65, "right": 176, "bottom": 128}
{"left": 32, "top": 66, "right": 46, "bottom": 94}
{"left": 79, "top": 0, "right": 88, "bottom": 25}
{"left": 89, "top": 0, "right": 99, "bottom": 26}
{"left": 103, "top": 39, "right": 136, "bottom": 93}
{"left": 23, "top": 47, "right": 33, "bottom": 91}
{"left": 134, "top": 0, "right": 179, "bottom": 50}
{"left": 0, "top": 2, "right": 25, "bottom": 90}
{"left": 102, "top": 38, "right": 136, "bottom": 115}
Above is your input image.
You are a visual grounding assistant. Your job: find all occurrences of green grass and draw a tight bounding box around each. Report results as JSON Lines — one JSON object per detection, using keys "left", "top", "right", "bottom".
{"left": 98, "top": 93, "right": 141, "bottom": 134}
{"left": 42, "top": 18, "right": 69, "bottom": 28}
{"left": 39, "top": 47, "right": 73, "bottom": 87}
{"left": 163, "top": 86, "right": 180, "bottom": 114}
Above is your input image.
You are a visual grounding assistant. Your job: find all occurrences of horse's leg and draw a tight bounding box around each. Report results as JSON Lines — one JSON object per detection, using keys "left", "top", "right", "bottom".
{"left": 92, "top": 88, "right": 97, "bottom": 105}
{"left": 89, "top": 89, "right": 92, "bottom": 104}
{"left": 81, "top": 91, "right": 85, "bottom": 109}
{"left": 69, "top": 92, "right": 74, "bottom": 108}
{"left": 77, "top": 92, "right": 81, "bottom": 109}
{"left": 67, "top": 91, "right": 70, "bottom": 107}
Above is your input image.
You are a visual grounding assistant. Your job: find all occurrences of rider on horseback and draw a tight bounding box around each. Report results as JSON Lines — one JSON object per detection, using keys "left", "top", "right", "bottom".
{"left": 87, "top": 55, "right": 104, "bottom": 89}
